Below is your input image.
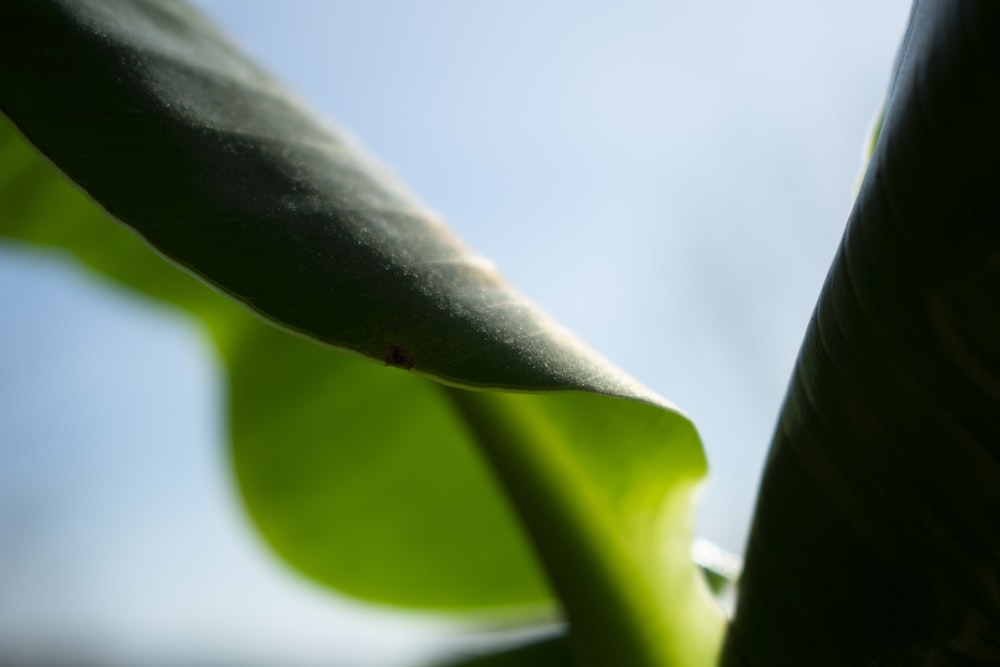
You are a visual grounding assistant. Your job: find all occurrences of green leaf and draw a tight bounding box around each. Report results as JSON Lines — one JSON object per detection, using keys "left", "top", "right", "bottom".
{"left": 1, "top": 114, "right": 547, "bottom": 611}
{"left": 0, "top": 1, "right": 724, "bottom": 664}
{"left": 725, "top": 2, "right": 1000, "bottom": 664}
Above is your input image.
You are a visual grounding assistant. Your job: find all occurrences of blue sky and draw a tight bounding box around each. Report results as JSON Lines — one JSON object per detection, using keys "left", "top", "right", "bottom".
{"left": 0, "top": 2, "right": 911, "bottom": 665}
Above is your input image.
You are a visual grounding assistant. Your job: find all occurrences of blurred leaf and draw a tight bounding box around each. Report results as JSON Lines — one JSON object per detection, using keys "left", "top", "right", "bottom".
{"left": 726, "top": 2, "right": 1000, "bottom": 664}
{"left": 0, "top": 1, "right": 724, "bottom": 664}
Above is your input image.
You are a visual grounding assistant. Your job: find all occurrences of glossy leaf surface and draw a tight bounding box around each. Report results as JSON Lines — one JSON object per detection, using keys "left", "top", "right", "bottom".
{"left": 725, "top": 2, "right": 1000, "bottom": 664}
{"left": 0, "top": 1, "right": 723, "bottom": 664}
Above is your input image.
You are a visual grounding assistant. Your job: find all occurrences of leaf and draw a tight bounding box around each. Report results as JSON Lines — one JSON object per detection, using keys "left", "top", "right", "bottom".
{"left": 725, "top": 2, "right": 1000, "bottom": 664}
{"left": 0, "top": 1, "right": 724, "bottom": 664}
{"left": 0, "top": 115, "right": 547, "bottom": 611}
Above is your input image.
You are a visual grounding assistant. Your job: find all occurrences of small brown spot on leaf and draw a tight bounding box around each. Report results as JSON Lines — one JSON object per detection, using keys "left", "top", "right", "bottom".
{"left": 385, "top": 344, "right": 414, "bottom": 370}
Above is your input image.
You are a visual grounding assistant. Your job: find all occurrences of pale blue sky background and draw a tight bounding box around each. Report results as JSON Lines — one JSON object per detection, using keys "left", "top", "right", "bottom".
{"left": 0, "top": 2, "right": 910, "bottom": 665}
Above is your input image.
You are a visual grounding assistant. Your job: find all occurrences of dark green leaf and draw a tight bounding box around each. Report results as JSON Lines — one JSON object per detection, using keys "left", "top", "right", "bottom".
{"left": 0, "top": 1, "right": 724, "bottom": 663}
{"left": 0, "top": 114, "right": 546, "bottom": 610}
{"left": 726, "top": 2, "right": 1000, "bottom": 664}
